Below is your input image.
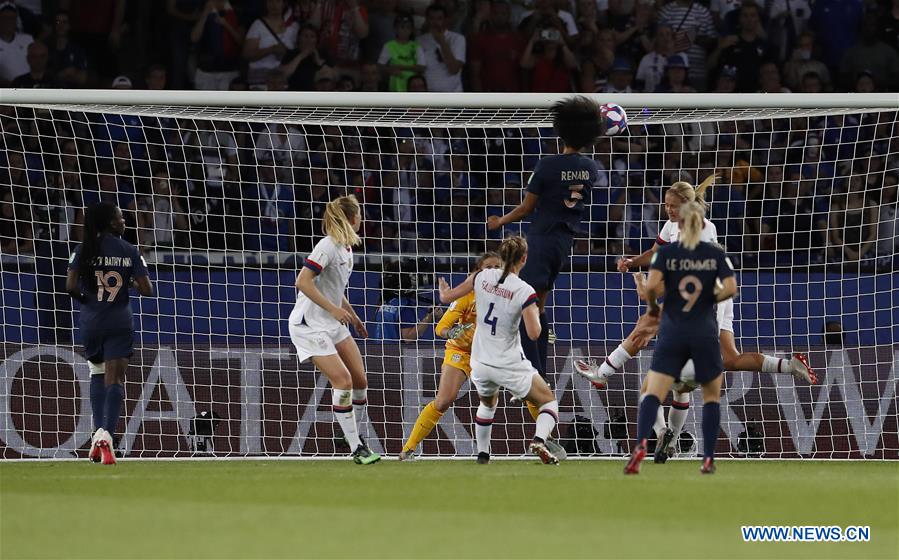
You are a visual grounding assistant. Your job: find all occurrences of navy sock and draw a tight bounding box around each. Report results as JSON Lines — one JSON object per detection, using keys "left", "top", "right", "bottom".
{"left": 90, "top": 375, "right": 106, "bottom": 431}
{"left": 637, "top": 394, "right": 661, "bottom": 444}
{"left": 103, "top": 383, "right": 125, "bottom": 437}
{"left": 702, "top": 402, "right": 721, "bottom": 459}
{"left": 519, "top": 321, "right": 542, "bottom": 376}
{"left": 536, "top": 313, "right": 549, "bottom": 379}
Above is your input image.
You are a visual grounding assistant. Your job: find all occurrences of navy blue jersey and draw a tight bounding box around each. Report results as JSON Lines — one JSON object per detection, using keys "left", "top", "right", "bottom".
{"left": 371, "top": 296, "right": 430, "bottom": 340}
{"left": 69, "top": 234, "right": 148, "bottom": 330}
{"left": 526, "top": 153, "right": 600, "bottom": 235}
{"left": 650, "top": 241, "right": 735, "bottom": 337}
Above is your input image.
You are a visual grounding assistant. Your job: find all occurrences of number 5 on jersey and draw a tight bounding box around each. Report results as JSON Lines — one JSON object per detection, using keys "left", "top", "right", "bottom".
{"left": 483, "top": 302, "right": 498, "bottom": 335}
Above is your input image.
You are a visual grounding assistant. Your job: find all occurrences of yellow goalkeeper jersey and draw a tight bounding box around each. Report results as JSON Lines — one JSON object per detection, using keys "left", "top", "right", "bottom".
{"left": 436, "top": 291, "right": 477, "bottom": 353}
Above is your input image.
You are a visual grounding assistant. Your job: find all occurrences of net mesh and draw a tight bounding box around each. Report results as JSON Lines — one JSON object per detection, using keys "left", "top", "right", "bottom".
{"left": 0, "top": 99, "right": 896, "bottom": 460}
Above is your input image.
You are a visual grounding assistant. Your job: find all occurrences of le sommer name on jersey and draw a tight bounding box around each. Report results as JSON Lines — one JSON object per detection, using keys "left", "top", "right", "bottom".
{"left": 664, "top": 258, "right": 720, "bottom": 271}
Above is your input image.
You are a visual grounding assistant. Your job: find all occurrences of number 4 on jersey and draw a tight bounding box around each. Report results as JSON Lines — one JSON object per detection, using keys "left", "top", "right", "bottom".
{"left": 483, "top": 302, "right": 498, "bottom": 336}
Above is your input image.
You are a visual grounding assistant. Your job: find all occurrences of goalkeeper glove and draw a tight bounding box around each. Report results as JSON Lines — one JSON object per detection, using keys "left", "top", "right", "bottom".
{"left": 446, "top": 323, "right": 474, "bottom": 340}
{"left": 547, "top": 329, "right": 557, "bottom": 345}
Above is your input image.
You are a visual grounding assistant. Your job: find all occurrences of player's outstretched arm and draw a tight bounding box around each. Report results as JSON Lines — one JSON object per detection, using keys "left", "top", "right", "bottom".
{"left": 618, "top": 242, "right": 660, "bottom": 272}
{"left": 642, "top": 269, "right": 665, "bottom": 316}
{"left": 487, "top": 192, "right": 539, "bottom": 230}
{"left": 133, "top": 275, "right": 153, "bottom": 296}
{"left": 438, "top": 275, "right": 475, "bottom": 304}
{"left": 522, "top": 301, "right": 542, "bottom": 341}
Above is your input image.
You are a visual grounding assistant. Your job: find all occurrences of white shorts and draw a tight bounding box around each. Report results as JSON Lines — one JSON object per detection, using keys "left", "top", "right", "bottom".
{"left": 289, "top": 323, "right": 352, "bottom": 363}
{"left": 716, "top": 299, "right": 734, "bottom": 333}
{"left": 470, "top": 358, "right": 539, "bottom": 400}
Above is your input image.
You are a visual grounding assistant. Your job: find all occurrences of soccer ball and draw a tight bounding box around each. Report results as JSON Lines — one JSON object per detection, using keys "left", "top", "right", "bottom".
{"left": 600, "top": 103, "right": 628, "bottom": 136}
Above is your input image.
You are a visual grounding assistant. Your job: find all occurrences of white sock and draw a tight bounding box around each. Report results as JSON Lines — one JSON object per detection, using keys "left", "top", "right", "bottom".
{"left": 761, "top": 355, "right": 791, "bottom": 373}
{"left": 600, "top": 344, "right": 633, "bottom": 376}
{"left": 351, "top": 388, "right": 368, "bottom": 437}
{"left": 474, "top": 403, "right": 496, "bottom": 455}
{"left": 653, "top": 404, "right": 667, "bottom": 438}
{"left": 332, "top": 389, "right": 361, "bottom": 450}
{"left": 669, "top": 391, "right": 690, "bottom": 441}
{"left": 534, "top": 401, "right": 559, "bottom": 442}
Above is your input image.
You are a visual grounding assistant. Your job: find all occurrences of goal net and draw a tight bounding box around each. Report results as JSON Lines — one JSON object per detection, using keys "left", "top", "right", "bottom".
{"left": 1, "top": 91, "right": 896, "bottom": 460}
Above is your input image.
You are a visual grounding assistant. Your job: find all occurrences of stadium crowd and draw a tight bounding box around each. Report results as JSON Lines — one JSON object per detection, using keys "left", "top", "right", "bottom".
{"left": 0, "top": 0, "right": 897, "bottom": 273}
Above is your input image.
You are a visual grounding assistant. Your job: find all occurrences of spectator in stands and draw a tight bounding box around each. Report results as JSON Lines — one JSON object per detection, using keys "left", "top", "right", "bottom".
{"left": 855, "top": 70, "right": 877, "bottom": 93}
{"left": 179, "top": 119, "right": 239, "bottom": 190}
{"left": 361, "top": 0, "right": 397, "bottom": 63}
{"left": 371, "top": 267, "right": 444, "bottom": 340}
{"left": 358, "top": 62, "right": 382, "bottom": 90}
{"left": 0, "top": 2, "right": 33, "bottom": 86}
{"left": 311, "top": 0, "right": 369, "bottom": 69}
{"left": 711, "top": 64, "right": 738, "bottom": 92}
{"left": 469, "top": 0, "right": 525, "bottom": 92}
{"left": 635, "top": 24, "right": 673, "bottom": 94}
{"left": 710, "top": 1, "right": 771, "bottom": 93}
{"left": 255, "top": 123, "right": 307, "bottom": 181}
{"left": 407, "top": 73, "right": 427, "bottom": 91}
{"left": 656, "top": 53, "right": 695, "bottom": 92}
{"left": 875, "top": 173, "right": 898, "bottom": 267}
{"left": 710, "top": 0, "right": 761, "bottom": 29}
{"left": 190, "top": 0, "right": 245, "bottom": 90}
{"left": 829, "top": 174, "right": 878, "bottom": 263}
{"left": 166, "top": 1, "right": 203, "bottom": 90}
{"left": 143, "top": 63, "right": 168, "bottom": 90}
{"left": 574, "top": 0, "right": 601, "bottom": 53}
{"left": 657, "top": 0, "right": 716, "bottom": 88}
{"left": 882, "top": 0, "right": 899, "bottom": 53}
{"left": 244, "top": 160, "right": 295, "bottom": 252}
{"left": 605, "top": 57, "right": 634, "bottom": 93}
{"left": 809, "top": 0, "right": 864, "bottom": 74}
{"left": 782, "top": 31, "right": 831, "bottom": 92}
{"left": 840, "top": 14, "right": 899, "bottom": 91}
{"left": 418, "top": 3, "right": 466, "bottom": 92}
{"left": 579, "top": 33, "right": 614, "bottom": 92}
{"left": 337, "top": 73, "right": 356, "bottom": 90}
{"left": 243, "top": 0, "right": 298, "bottom": 86}
{"left": 518, "top": 0, "right": 577, "bottom": 49}
{"left": 136, "top": 168, "right": 188, "bottom": 250}
{"left": 758, "top": 61, "right": 789, "bottom": 93}
{"left": 313, "top": 64, "right": 338, "bottom": 90}
{"left": 0, "top": 187, "right": 34, "bottom": 254}
{"left": 821, "top": 320, "right": 844, "bottom": 346}
{"left": 761, "top": 177, "right": 828, "bottom": 264}
{"left": 798, "top": 70, "right": 822, "bottom": 93}
{"left": 610, "top": 0, "right": 654, "bottom": 65}
{"left": 521, "top": 25, "right": 577, "bottom": 92}
{"left": 46, "top": 11, "right": 87, "bottom": 88}
{"left": 377, "top": 13, "right": 425, "bottom": 92}
{"left": 11, "top": 41, "right": 55, "bottom": 88}
{"left": 281, "top": 25, "right": 327, "bottom": 90}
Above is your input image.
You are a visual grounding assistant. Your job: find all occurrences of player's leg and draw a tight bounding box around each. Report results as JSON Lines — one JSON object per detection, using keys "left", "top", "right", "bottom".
{"left": 535, "top": 290, "right": 551, "bottom": 378}
{"left": 522, "top": 373, "right": 560, "bottom": 465}
{"left": 519, "top": 288, "right": 549, "bottom": 377}
{"left": 699, "top": 374, "right": 724, "bottom": 474}
{"left": 87, "top": 357, "right": 106, "bottom": 462}
{"left": 401, "top": 361, "right": 468, "bottom": 459}
{"left": 97, "top": 356, "right": 128, "bottom": 465}
{"left": 576, "top": 312, "right": 659, "bottom": 388}
{"left": 474, "top": 392, "right": 499, "bottom": 464}
{"left": 719, "top": 330, "right": 816, "bottom": 383}
{"left": 312, "top": 350, "right": 378, "bottom": 464}
{"left": 335, "top": 334, "right": 372, "bottom": 441}
{"left": 625, "top": 370, "right": 675, "bottom": 474}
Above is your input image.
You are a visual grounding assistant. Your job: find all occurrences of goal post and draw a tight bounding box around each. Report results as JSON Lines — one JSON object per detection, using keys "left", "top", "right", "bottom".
{"left": 0, "top": 90, "right": 896, "bottom": 460}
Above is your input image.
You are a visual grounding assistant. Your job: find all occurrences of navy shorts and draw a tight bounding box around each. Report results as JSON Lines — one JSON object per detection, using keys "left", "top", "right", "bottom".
{"left": 519, "top": 231, "right": 574, "bottom": 292}
{"left": 82, "top": 328, "right": 134, "bottom": 363}
{"left": 650, "top": 332, "right": 722, "bottom": 385}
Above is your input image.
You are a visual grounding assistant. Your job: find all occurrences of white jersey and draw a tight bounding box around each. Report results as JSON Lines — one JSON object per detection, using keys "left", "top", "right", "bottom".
{"left": 288, "top": 236, "right": 353, "bottom": 331}
{"left": 471, "top": 268, "right": 538, "bottom": 369}
{"left": 656, "top": 218, "right": 719, "bottom": 246}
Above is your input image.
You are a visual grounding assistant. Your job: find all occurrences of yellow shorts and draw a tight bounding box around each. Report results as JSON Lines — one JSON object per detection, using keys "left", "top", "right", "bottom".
{"left": 442, "top": 349, "right": 472, "bottom": 376}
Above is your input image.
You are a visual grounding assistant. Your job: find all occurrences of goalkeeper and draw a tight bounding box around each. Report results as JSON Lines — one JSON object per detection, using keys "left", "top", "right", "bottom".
{"left": 399, "top": 253, "right": 502, "bottom": 461}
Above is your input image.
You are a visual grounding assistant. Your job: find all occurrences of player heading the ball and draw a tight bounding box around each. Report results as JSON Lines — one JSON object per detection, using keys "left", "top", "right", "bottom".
{"left": 66, "top": 202, "right": 153, "bottom": 465}
{"left": 624, "top": 201, "right": 737, "bottom": 475}
{"left": 439, "top": 236, "right": 561, "bottom": 465}
{"left": 487, "top": 96, "right": 604, "bottom": 379}
{"left": 288, "top": 194, "right": 380, "bottom": 464}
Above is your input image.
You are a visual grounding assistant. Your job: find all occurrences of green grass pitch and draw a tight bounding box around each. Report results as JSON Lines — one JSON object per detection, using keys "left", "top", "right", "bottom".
{"left": 1, "top": 459, "right": 896, "bottom": 559}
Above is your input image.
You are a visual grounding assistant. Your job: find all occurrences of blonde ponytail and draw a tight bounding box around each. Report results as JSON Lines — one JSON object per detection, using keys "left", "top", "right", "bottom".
{"left": 679, "top": 201, "right": 704, "bottom": 251}
{"left": 668, "top": 174, "right": 717, "bottom": 212}
{"left": 498, "top": 235, "right": 528, "bottom": 284}
{"left": 323, "top": 194, "right": 361, "bottom": 247}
